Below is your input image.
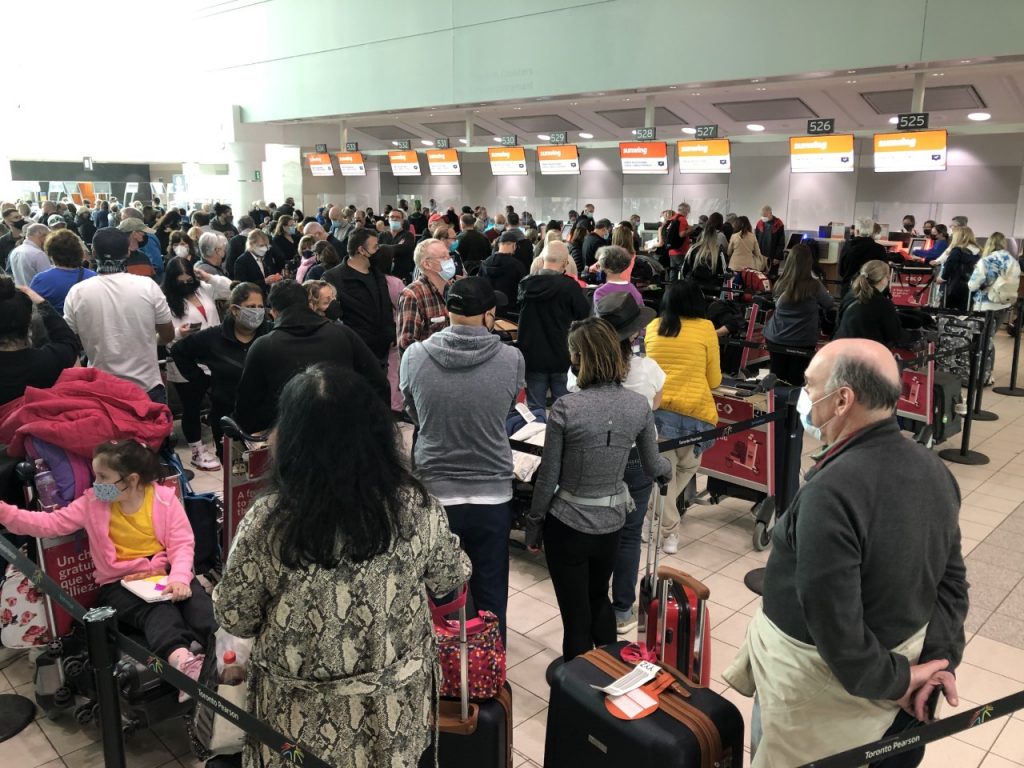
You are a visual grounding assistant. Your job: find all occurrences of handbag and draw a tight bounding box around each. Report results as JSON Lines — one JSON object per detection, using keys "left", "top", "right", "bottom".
{"left": 429, "top": 586, "right": 506, "bottom": 701}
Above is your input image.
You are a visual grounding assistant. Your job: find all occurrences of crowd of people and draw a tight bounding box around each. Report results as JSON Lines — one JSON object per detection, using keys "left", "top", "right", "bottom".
{"left": 0, "top": 190, "right": 1001, "bottom": 766}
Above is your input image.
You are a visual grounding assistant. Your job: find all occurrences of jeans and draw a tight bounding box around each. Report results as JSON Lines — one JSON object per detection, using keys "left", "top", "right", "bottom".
{"left": 544, "top": 514, "right": 620, "bottom": 661}
{"left": 525, "top": 371, "right": 569, "bottom": 412}
{"left": 146, "top": 384, "right": 167, "bottom": 405}
{"left": 443, "top": 501, "right": 513, "bottom": 644}
{"left": 654, "top": 410, "right": 714, "bottom": 534}
{"left": 612, "top": 452, "right": 654, "bottom": 621}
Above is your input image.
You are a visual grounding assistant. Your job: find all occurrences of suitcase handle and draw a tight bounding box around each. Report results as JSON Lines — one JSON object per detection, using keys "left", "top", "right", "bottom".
{"left": 655, "top": 566, "right": 711, "bottom": 601}
{"left": 433, "top": 699, "right": 480, "bottom": 735}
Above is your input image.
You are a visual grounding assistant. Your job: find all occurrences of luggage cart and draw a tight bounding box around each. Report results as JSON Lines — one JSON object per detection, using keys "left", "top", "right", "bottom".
{"left": 889, "top": 262, "right": 937, "bottom": 309}
{"left": 219, "top": 417, "right": 272, "bottom": 556}
{"left": 693, "top": 385, "right": 778, "bottom": 550}
{"left": 894, "top": 342, "right": 936, "bottom": 446}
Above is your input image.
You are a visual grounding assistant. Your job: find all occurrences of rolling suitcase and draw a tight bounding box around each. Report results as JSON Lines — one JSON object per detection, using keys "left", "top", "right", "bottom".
{"left": 637, "top": 483, "right": 712, "bottom": 686}
{"left": 932, "top": 371, "right": 963, "bottom": 444}
{"left": 418, "top": 600, "right": 513, "bottom": 767}
{"left": 544, "top": 640, "right": 743, "bottom": 768}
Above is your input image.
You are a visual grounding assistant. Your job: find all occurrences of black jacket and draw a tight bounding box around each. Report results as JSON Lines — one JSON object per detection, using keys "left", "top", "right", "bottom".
{"left": 479, "top": 253, "right": 527, "bottom": 316}
{"left": 756, "top": 216, "right": 786, "bottom": 264}
{"left": 763, "top": 419, "right": 966, "bottom": 699}
{"left": 233, "top": 251, "right": 273, "bottom": 296}
{"left": 322, "top": 261, "right": 396, "bottom": 360}
{"left": 839, "top": 237, "right": 887, "bottom": 295}
{"left": 582, "top": 233, "right": 608, "bottom": 268}
{"left": 516, "top": 271, "right": 591, "bottom": 373}
{"left": 0, "top": 302, "right": 79, "bottom": 406}
{"left": 833, "top": 291, "right": 909, "bottom": 347}
{"left": 455, "top": 228, "right": 491, "bottom": 270}
{"left": 379, "top": 229, "right": 416, "bottom": 282}
{"left": 169, "top": 315, "right": 271, "bottom": 415}
{"left": 271, "top": 234, "right": 298, "bottom": 272}
{"left": 568, "top": 241, "right": 585, "bottom": 274}
{"left": 942, "top": 246, "right": 981, "bottom": 312}
{"left": 234, "top": 307, "right": 389, "bottom": 433}
{"left": 226, "top": 232, "right": 249, "bottom": 278}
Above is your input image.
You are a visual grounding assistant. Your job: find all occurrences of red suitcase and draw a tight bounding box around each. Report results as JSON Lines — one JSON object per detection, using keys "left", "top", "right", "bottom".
{"left": 637, "top": 484, "right": 712, "bottom": 686}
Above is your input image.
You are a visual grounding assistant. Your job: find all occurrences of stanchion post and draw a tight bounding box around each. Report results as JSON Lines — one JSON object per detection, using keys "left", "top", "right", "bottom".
{"left": 939, "top": 323, "right": 990, "bottom": 465}
{"left": 994, "top": 297, "right": 1024, "bottom": 397}
{"left": 775, "top": 385, "right": 803, "bottom": 516}
{"left": 84, "top": 606, "right": 126, "bottom": 768}
{"left": 971, "top": 311, "right": 998, "bottom": 421}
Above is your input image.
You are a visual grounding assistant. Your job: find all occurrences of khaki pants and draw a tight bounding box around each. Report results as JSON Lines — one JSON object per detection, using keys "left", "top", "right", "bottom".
{"left": 724, "top": 609, "right": 927, "bottom": 768}
{"left": 660, "top": 446, "right": 700, "bottom": 536}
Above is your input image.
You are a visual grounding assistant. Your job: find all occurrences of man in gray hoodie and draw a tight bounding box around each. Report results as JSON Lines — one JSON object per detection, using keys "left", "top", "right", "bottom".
{"left": 400, "top": 277, "right": 525, "bottom": 640}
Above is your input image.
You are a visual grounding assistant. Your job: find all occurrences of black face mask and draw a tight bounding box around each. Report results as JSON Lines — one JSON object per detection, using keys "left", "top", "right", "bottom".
{"left": 10, "top": 219, "right": 26, "bottom": 230}
{"left": 324, "top": 299, "right": 343, "bottom": 322}
{"left": 174, "top": 279, "right": 197, "bottom": 295}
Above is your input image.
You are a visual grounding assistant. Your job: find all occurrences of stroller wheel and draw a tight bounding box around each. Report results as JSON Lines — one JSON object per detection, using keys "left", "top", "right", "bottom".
{"left": 63, "top": 657, "right": 85, "bottom": 679}
{"left": 53, "top": 686, "right": 74, "bottom": 709}
{"left": 74, "top": 703, "right": 94, "bottom": 725}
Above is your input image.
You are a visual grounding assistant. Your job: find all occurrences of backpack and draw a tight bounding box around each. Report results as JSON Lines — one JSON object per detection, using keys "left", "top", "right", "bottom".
{"left": 988, "top": 256, "right": 1021, "bottom": 304}
{"left": 24, "top": 437, "right": 93, "bottom": 507}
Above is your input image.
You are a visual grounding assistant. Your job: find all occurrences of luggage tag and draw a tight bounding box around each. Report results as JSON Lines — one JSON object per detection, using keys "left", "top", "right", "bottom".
{"left": 591, "top": 660, "right": 659, "bottom": 697}
{"left": 605, "top": 673, "right": 675, "bottom": 721}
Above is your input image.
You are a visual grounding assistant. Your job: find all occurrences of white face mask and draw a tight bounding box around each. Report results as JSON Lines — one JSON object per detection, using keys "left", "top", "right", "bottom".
{"left": 252, "top": 245, "right": 269, "bottom": 257}
{"left": 761, "top": 216, "right": 772, "bottom": 223}
{"left": 173, "top": 244, "right": 189, "bottom": 258}
{"left": 796, "top": 388, "right": 838, "bottom": 442}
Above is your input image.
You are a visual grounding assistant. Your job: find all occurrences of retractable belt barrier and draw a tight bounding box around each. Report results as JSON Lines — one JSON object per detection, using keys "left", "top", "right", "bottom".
{"left": 510, "top": 401, "right": 789, "bottom": 457}
{"left": 0, "top": 533, "right": 332, "bottom": 768}
{"left": 798, "top": 689, "right": 1024, "bottom": 768}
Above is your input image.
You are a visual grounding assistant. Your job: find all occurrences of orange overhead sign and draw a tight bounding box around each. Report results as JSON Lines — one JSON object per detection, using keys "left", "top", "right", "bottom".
{"left": 619, "top": 142, "right": 669, "bottom": 174}
{"left": 873, "top": 130, "right": 947, "bottom": 172}
{"left": 488, "top": 146, "right": 527, "bottom": 176}
{"left": 305, "top": 152, "right": 334, "bottom": 177}
{"left": 789, "top": 134, "right": 854, "bottom": 173}
{"left": 676, "top": 139, "right": 731, "bottom": 174}
{"left": 388, "top": 150, "right": 421, "bottom": 176}
{"left": 335, "top": 152, "right": 366, "bottom": 177}
{"left": 537, "top": 144, "right": 580, "bottom": 175}
{"left": 426, "top": 148, "right": 461, "bottom": 176}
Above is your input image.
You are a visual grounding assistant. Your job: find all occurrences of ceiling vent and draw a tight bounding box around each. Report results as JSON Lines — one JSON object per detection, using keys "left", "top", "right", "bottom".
{"left": 421, "top": 121, "right": 491, "bottom": 136}
{"left": 713, "top": 98, "right": 818, "bottom": 121}
{"left": 351, "top": 125, "right": 417, "bottom": 140}
{"left": 499, "top": 114, "right": 581, "bottom": 132}
{"left": 596, "top": 107, "right": 686, "bottom": 127}
{"left": 860, "top": 85, "right": 986, "bottom": 114}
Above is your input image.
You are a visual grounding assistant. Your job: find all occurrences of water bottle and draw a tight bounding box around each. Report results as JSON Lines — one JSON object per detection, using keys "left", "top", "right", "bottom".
{"left": 219, "top": 650, "right": 246, "bottom": 685}
{"left": 34, "top": 460, "right": 60, "bottom": 511}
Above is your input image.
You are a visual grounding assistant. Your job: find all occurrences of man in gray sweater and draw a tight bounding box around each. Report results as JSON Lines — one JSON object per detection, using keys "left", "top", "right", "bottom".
{"left": 400, "top": 277, "right": 525, "bottom": 640}
{"left": 724, "top": 338, "right": 968, "bottom": 767}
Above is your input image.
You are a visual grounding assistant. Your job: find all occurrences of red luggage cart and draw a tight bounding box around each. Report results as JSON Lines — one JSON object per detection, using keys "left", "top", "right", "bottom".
{"left": 220, "top": 418, "right": 272, "bottom": 555}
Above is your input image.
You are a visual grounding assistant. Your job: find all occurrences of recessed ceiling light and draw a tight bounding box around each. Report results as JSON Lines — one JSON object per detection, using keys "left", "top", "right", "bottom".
{"left": 846, "top": 80, "right": 857, "bottom": 84}
{"left": 420, "top": 139, "right": 432, "bottom": 146}
{"left": 493, "top": 136, "right": 502, "bottom": 142}
{"left": 428, "top": 113, "right": 434, "bottom": 117}
{"left": 847, "top": 69, "right": 857, "bottom": 74}
{"left": 968, "top": 112, "right": 991, "bottom": 121}
{"left": 391, "top": 141, "right": 400, "bottom": 146}
{"left": 578, "top": 132, "right": 594, "bottom": 139}
{"left": 690, "top": 92, "right": 701, "bottom": 96}
{"left": 960, "top": 59, "right": 971, "bottom": 64}
{"left": 623, "top": 97, "right": 630, "bottom": 102}
{"left": 756, "top": 87, "right": 767, "bottom": 91}
{"left": 888, "top": 116, "right": 899, "bottom": 125}
{"left": 669, "top": 86, "right": 677, "bottom": 90}
{"left": 473, "top": 110, "right": 480, "bottom": 113}
{"left": 631, "top": 129, "right": 637, "bottom": 135}
{"left": 569, "top": 102, "right": 578, "bottom": 106}
{"left": 513, "top": 107, "right": 522, "bottom": 110}
{"left": 458, "top": 138, "right": 468, "bottom": 144}
{"left": 598, "top": 92, "right": 605, "bottom": 96}
{"left": 537, "top": 133, "right": 551, "bottom": 140}
{"left": 747, "top": 124, "right": 765, "bottom": 132}
{"left": 931, "top": 72, "right": 944, "bottom": 77}
{"left": 682, "top": 127, "right": 697, "bottom": 135}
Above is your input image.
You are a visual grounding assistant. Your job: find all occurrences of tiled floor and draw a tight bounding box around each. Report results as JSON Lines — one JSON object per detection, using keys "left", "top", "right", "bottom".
{"left": 6, "top": 333, "right": 1024, "bottom": 767}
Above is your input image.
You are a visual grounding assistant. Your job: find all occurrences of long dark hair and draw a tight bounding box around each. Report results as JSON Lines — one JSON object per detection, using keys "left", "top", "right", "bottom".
{"left": 657, "top": 279, "right": 706, "bottom": 337}
{"left": 264, "top": 364, "right": 425, "bottom": 568}
{"left": 570, "top": 223, "right": 589, "bottom": 248}
{"left": 773, "top": 243, "right": 819, "bottom": 304}
{"left": 736, "top": 215, "right": 753, "bottom": 237}
{"left": 160, "top": 256, "right": 197, "bottom": 318}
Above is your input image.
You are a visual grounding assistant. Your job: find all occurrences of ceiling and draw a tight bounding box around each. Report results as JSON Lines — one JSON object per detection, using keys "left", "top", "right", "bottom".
{"left": 264, "top": 60, "right": 1024, "bottom": 151}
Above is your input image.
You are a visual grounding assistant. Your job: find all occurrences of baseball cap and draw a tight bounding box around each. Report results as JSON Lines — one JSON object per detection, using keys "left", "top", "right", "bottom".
{"left": 445, "top": 276, "right": 507, "bottom": 317}
{"left": 498, "top": 230, "right": 519, "bottom": 244}
{"left": 46, "top": 214, "right": 64, "bottom": 227}
{"left": 91, "top": 228, "right": 131, "bottom": 273}
{"left": 118, "top": 218, "right": 154, "bottom": 234}
{"left": 595, "top": 292, "right": 656, "bottom": 341}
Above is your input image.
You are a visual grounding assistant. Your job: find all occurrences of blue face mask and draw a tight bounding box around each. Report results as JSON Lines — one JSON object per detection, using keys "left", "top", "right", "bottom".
{"left": 448, "top": 240, "right": 458, "bottom": 253}
{"left": 439, "top": 259, "right": 457, "bottom": 281}
{"left": 93, "top": 478, "right": 124, "bottom": 502}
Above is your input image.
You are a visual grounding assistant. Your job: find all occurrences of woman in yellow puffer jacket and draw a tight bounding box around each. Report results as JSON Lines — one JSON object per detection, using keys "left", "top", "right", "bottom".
{"left": 644, "top": 280, "right": 721, "bottom": 555}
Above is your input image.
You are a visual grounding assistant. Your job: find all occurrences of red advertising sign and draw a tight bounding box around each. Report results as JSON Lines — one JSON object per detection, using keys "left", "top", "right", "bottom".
{"left": 894, "top": 346, "right": 933, "bottom": 422}
{"left": 699, "top": 392, "right": 774, "bottom": 495}
{"left": 223, "top": 438, "right": 272, "bottom": 554}
{"left": 40, "top": 534, "right": 100, "bottom": 638}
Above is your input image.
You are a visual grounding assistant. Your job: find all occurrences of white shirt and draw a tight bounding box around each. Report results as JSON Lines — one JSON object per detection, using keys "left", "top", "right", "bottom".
{"left": 64, "top": 273, "right": 173, "bottom": 392}
{"left": 8, "top": 241, "right": 50, "bottom": 286}
{"left": 166, "top": 275, "right": 233, "bottom": 383}
{"left": 567, "top": 353, "right": 666, "bottom": 409}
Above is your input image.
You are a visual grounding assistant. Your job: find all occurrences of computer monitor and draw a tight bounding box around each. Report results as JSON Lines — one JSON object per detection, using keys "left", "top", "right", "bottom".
{"left": 888, "top": 232, "right": 912, "bottom": 247}
{"left": 786, "top": 232, "right": 804, "bottom": 251}
{"left": 908, "top": 237, "right": 927, "bottom": 254}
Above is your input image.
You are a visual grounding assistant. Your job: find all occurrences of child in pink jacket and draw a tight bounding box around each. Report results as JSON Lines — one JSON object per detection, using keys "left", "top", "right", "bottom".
{"left": 0, "top": 440, "right": 215, "bottom": 692}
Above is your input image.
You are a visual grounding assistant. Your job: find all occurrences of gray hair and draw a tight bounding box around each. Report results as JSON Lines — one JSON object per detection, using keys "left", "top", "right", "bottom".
{"left": 25, "top": 223, "right": 49, "bottom": 239}
{"left": 597, "top": 244, "right": 632, "bottom": 274}
{"left": 198, "top": 231, "right": 225, "bottom": 259}
{"left": 413, "top": 237, "right": 445, "bottom": 268}
{"left": 825, "top": 354, "right": 901, "bottom": 411}
{"left": 854, "top": 217, "right": 875, "bottom": 237}
{"left": 952, "top": 215, "right": 968, "bottom": 227}
{"left": 120, "top": 207, "right": 142, "bottom": 221}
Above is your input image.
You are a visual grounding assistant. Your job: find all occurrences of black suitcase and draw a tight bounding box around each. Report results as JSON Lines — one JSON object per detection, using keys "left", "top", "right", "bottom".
{"left": 544, "top": 641, "right": 743, "bottom": 768}
{"left": 418, "top": 601, "right": 513, "bottom": 767}
{"left": 932, "top": 371, "right": 963, "bottom": 444}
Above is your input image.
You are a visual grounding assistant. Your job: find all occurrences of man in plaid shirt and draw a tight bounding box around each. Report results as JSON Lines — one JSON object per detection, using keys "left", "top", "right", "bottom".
{"left": 397, "top": 238, "right": 455, "bottom": 351}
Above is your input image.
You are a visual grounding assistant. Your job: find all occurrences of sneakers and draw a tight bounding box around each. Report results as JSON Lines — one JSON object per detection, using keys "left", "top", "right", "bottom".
{"left": 190, "top": 444, "right": 221, "bottom": 471}
{"left": 662, "top": 532, "right": 679, "bottom": 555}
{"left": 616, "top": 613, "right": 638, "bottom": 636}
{"left": 175, "top": 651, "right": 206, "bottom": 703}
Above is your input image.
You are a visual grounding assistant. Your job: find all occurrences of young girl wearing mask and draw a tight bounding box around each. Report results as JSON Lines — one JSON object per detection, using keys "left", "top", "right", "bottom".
{"left": 0, "top": 441, "right": 216, "bottom": 697}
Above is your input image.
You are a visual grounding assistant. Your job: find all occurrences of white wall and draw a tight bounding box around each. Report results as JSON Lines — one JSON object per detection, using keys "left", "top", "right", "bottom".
{"left": 296, "top": 133, "right": 1024, "bottom": 237}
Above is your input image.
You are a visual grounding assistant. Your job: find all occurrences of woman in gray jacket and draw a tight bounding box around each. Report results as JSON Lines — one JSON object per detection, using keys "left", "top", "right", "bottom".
{"left": 526, "top": 317, "right": 670, "bottom": 661}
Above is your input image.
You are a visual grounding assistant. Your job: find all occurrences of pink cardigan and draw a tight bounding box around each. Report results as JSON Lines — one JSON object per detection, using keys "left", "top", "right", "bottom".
{"left": 0, "top": 484, "right": 195, "bottom": 587}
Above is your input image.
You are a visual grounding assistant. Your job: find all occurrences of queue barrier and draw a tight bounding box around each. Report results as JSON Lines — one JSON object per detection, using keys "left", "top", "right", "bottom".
{"left": 0, "top": 533, "right": 332, "bottom": 768}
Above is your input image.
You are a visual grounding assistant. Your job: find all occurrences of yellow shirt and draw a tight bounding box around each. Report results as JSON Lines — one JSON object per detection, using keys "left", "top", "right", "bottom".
{"left": 108, "top": 485, "right": 162, "bottom": 560}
